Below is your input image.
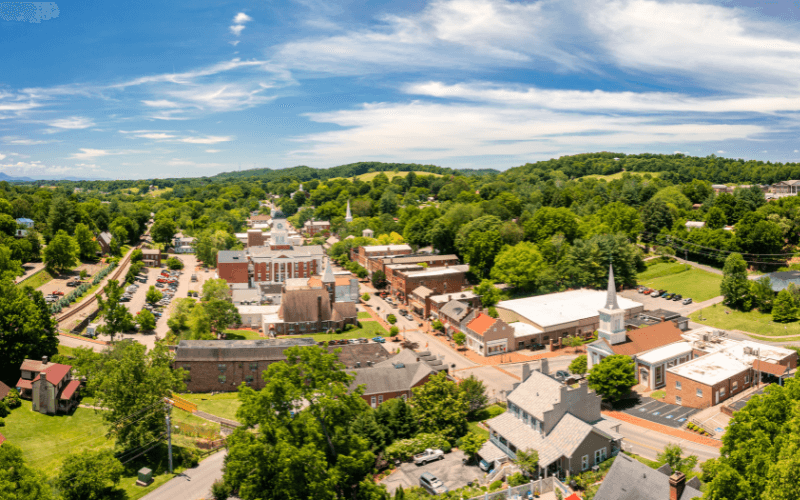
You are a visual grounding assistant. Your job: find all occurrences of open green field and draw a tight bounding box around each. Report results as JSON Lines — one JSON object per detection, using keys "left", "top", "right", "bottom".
{"left": 690, "top": 303, "right": 800, "bottom": 338}
{"left": 224, "top": 329, "right": 266, "bottom": 340}
{"left": 353, "top": 171, "right": 443, "bottom": 182}
{"left": 18, "top": 268, "right": 55, "bottom": 289}
{"left": 180, "top": 393, "right": 242, "bottom": 422}
{"left": 637, "top": 262, "right": 722, "bottom": 302}
{"left": 581, "top": 171, "right": 662, "bottom": 181}
{"left": 358, "top": 311, "right": 372, "bottom": 319}
{"left": 149, "top": 187, "right": 173, "bottom": 197}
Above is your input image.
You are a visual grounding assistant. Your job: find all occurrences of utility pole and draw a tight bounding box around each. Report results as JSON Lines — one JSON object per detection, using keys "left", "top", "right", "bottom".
{"left": 165, "top": 404, "right": 173, "bottom": 473}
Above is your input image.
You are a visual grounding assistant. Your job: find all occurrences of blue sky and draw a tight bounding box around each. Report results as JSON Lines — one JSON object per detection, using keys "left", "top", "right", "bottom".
{"left": 2, "top": 0, "right": 800, "bottom": 179}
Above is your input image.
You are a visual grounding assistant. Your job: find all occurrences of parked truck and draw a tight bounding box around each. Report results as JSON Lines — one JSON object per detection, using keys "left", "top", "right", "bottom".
{"left": 414, "top": 448, "right": 444, "bottom": 465}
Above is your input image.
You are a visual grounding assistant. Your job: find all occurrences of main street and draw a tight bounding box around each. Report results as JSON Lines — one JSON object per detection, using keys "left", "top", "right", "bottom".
{"left": 608, "top": 416, "right": 721, "bottom": 465}
{"left": 140, "top": 450, "right": 226, "bottom": 500}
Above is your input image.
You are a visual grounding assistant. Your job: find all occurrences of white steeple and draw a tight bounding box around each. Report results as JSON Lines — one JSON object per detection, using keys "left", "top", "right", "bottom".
{"left": 322, "top": 259, "right": 336, "bottom": 284}
{"left": 345, "top": 199, "right": 353, "bottom": 223}
{"left": 597, "top": 263, "right": 627, "bottom": 345}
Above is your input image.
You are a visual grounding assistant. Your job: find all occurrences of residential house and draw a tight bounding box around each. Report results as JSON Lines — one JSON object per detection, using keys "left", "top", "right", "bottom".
{"left": 770, "top": 180, "right": 800, "bottom": 195}
{"left": 97, "top": 231, "right": 113, "bottom": 254}
{"left": 462, "top": 313, "right": 516, "bottom": 356}
{"left": 349, "top": 351, "right": 434, "bottom": 408}
{"left": 141, "top": 248, "right": 161, "bottom": 267}
{"left": 480, "top": 368, "right": 622, "bottom": 478}
{"left": 14, "top": 218, "right": 33, "bottom": 237}
{"left": 172, "top": 235, "right": 196, "bottom": 254}
{"left": 437, "top": 300, "right": 473, "bottom": 334}
{"left": 303, "top": 220, "right": 331, "bottom": 236}
{"left": 593, "top": 454, "right": 702, "bottom": 500}
{"left": 16, "top": 357, "right": 80, "bottom": 415}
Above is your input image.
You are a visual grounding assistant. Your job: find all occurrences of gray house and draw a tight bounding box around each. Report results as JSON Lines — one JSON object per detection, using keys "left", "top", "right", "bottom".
{"left": 479, "top": 367, "right": 623, "bottom": 478}
{"left": 593, "top": 453, "right": 702, "bottom": 500}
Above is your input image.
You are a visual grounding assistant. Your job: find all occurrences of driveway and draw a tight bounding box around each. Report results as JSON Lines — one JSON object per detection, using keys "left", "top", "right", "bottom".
{"left": 140, "top": 450, "right": 226, "bottom": 500}
{"left": 616, "top": 396, "right": 699, "bottom": 428}
{"left": 380, "top": 450, "right": 481, "bottom": 494}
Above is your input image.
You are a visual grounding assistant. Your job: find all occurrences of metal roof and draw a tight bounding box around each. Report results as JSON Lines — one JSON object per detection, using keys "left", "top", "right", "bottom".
{"left": 497, "top": 290, "right": 642, "bottom": 329}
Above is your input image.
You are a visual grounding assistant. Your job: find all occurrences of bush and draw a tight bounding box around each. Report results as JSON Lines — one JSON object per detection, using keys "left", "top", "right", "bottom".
{"left": 345, "top": 324, "right": 356, "bottom": 331}
{"left": 211, "top": 480, "right": 230, "bottom": 500}
{"left": 0, "top": 401, "right": 9, "bottom": 418}
{"left": 361, "top": 293, "right": 370, "bottom": 301}
{"left": 390, "top": 326, "right": 399, "bottom": 336}
{"left": 508, "top": 472, "right": 527, "bottom": 487}
{"left": 489, "top": 480, "right": 504, "bottom": 492}
{"left": 432, "top": 320, "right": 444, "bottom": 331}
{"left": 384, "top": 433, "right": 452, "bottom": 462}
{"left": 387, "top": 314, "right": 397, "bottom": 325}
{"left": 167, "top": 257, "right": 184, "bottom": 270}
{"left": 0, "top": 418, "right": 4, "bottom": 427}
{"left": 3, "top": 389, "right": 21, "bottom": 409}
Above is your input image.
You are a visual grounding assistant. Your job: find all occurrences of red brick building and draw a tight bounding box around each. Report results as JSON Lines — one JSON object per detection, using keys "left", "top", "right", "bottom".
{"left": 247, "top": 229, "right": 265, "bottom": 247}
{"left": 350, "top": 358, "right": 433, "bottom": 408}
{"left": 303, "top": 220, "right": 331, "bottom": 236}
{"left": 350, "top": 244, "right": 413, "bottom": 269}
{"left": 391, "top": 265, "right": 469, "bottom": 304}
{"left": 369, "top": 254, "right": 460, "bottom": 278}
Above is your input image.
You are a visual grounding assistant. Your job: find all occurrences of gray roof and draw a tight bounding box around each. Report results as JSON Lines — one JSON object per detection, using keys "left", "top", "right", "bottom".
{"left": 175, "top": 338, "right": 316, "bottom": 362}
{"left": 592, "top": 453, "right": 702, "bottom": 500}
{"left": 542, "top": 413, "right": 598, "bottom": 462}
{"left": 218, "top": 250, "right": 247, "bottom": 264}
{"left": 439, "top": 300, "right": 471, "bottom": 322}
{"left": 764, "top": 271, "right": 800, "bottom": 292}
{"left": 380, "top": 349, "right": 449, "bottom": 373}
{"left": 477, "top": 440, "right": 507, "bottom": 463}
{"left": 507, "top": 370, "right": 565, "bottom": 421}
{"left": 232, "top": 288, "right": 261, "bottom": 304}
{"left": 333, "top": 343, "right": 392, "bottom": 369}
{"left": 349, "top": 362, "right": 432, "bottom": 396}
{"left": 98, "top": 231, "right": 113, "bottom": 244}
{"left": 279, "top": 288, "right": 332, "bottom": 323}
{"left": 411, "top": 286, "right": 434, "bottom": 298}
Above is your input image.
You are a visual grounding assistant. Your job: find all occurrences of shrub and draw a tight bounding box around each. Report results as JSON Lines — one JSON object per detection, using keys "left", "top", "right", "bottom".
{"left": 0, "top": 401, "right": 9, "bottom": 418}
{"left": 3, "top": 389, "right": 21, "bottom": 409}
{"left": 361, "top": 293, "right": 370, "bottom": 301}
{"left": 432, "top": 320, "right": 444, "bottom": 331}
{"left": 508, "top": 472, "right": 527, "bottom": 487}
{"left": 167, "top": 257, "right": 184, "bottom": 270}
{"left": 390, "top": 326, "right": 399, "bottom": 336}
{"left": 489, "top": 480, "right": 504, "bottom": 492}
{"left": 384, "top": 433, "right": 452, "bottom": 462}
{"left": 387, "top": 314, "right": 397, "bottom": 325}
{"left": 211, "top": 480, "right": 230, "bottom": 500}
{"left": 0, "top": 418, "right": 4, "bottom": 427}
{"left": 345, "top": 324, "right": 356, "bottom": 331}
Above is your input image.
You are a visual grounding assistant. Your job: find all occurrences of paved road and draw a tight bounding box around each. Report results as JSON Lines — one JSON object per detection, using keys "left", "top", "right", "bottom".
{"left": 381, "top": 450, "right": 480, "bottom": 494}
{"left": 140, "top": 450, "right": 226, "bottom": 500}
{"left": 57, "top": 333, "right": 107, "bottom": 353}
{"left": 15, "top": 261, "right": 45, "bottom": 283}
{"left": 607, "top": 416, "right": 720, "bottom": 467}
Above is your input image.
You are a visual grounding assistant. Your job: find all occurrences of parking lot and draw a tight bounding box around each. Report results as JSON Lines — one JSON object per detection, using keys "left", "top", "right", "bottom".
{"left": 617, "top": 396, "right": 699, "bottom": 428}
{"left": 620, "top": 290, "right": 706, "bottom": 316}
{"left": 380, "top": 450, "right": 481, "bottom": 495}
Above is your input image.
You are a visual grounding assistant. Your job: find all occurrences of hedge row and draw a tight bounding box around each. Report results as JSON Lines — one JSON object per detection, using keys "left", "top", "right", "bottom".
{"left": 384, "top": 433, "right": 452, "bottom": 462}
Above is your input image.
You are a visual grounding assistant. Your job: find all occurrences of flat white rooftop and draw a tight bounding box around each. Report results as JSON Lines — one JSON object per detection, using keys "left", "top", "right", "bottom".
{"left": 512, "top": 322, "right": 544, "bottom": 338}
{"left": 430, "top": 291, "right": 479, "bottom": 303}
{"left": 363, "top": 244, "right": 412, "bottom": 253}
{"left": 405, "top": 265, "right": 469, "bottom": 278}
{"left": 236, "top": 305, "right": 280, "bottom": 315}
{"left": 668, "top": 351, "right": 750, "bottom": 386}
{"left": 638, "top": 341, "right": 694, "bottom": 365}
{"left": 497, "top": 289, "right": 642, "bottom": 329}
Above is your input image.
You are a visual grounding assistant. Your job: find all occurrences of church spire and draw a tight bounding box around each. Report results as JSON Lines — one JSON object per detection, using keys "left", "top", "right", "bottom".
{"left": 322, "top": 259, "right": 335, "bottom": 284}
{"left": 605, "top": 263, "right": 620, "bottom": 310}
{"left": 345, "top": 199, "right": 353, "bottom": 223}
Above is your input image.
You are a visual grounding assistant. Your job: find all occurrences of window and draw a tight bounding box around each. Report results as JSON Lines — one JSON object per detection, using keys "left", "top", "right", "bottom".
{"left": 719, "top": 387, "right": 726, "bottom": 397}
{"left": 732, "top": 381, "right": 738, "bottom": 391}
{"left": 218, "top": 375, "right": 226, "bottom": 384}
{"left": 676, "top": 381, "right": 682, "bottom": 390}
{"left": 696, "top": 388, "right": 703, "bottom": 398}
{"left": 582, "top": 455, "right": 589, "bottom": 471}
{"left": 676, "top": 396, "right": 682, "bottom": 405}
{"left": 218, "top": 364, "right": 227, "bottom": 372}
{"left": 745, "top": 375, "right": 749, "bottom": 384}
{"left": 509, "top": 443, "right": 517, "bottom": 453}
{"left": 250, "top": 362, "right": 258, "bottom": 371}
{"left": 245, "top": 375, "right": 254, "bottom": 385}
{"left": 378, "top": 395, "right": 383, "bottom": 404}
{"left": 594, "top": 448, "right": 607, "bottom": 464}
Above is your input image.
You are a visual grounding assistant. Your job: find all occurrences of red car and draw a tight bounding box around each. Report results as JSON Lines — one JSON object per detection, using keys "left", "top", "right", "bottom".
{"left": 52, "top": 290, "right": 64, "bottom": 296}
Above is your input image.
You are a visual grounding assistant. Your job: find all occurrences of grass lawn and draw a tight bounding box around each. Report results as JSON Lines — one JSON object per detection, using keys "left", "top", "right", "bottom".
{"left": 18, "top": 268, "right": 55, "bottom": 289}
{"left": 690, "top": 303, "right": 800, "bottom": 338}
{"left": 224, "top": 329, "right": 265, "bottom": 340}
{"left": 180, "top": 393, "right": 242, "bottom": 422}
{"left": 638, "top": 266, "right": 722, "bottom": 302}
{"left": 638, "top": 261, "right": 691, "bottom": 281}
{"left": 278, "top": 321, "right": 390, "bottom": 342}
{"left": 2, "top": 400, "right": 113, "bottom": 474}
{"left": 581, "top": 171, "right": 662, "bottom": 181}
{"left": 467, "top": 422, "right": 489, "bottom": 439}
{"left": 353, "top": 171, "right": 443, "bottom": 182}
{"left": 651, "top": 390, "right": 666, "bottom": 400}
{"left": 57, "top": 344, "right": 76, "bottom": 357}
{"left": 468, "top": 404, "right": 505, "bottom": 422}
{"left": 358, "top": 311, "right": 373, "bottom": 319}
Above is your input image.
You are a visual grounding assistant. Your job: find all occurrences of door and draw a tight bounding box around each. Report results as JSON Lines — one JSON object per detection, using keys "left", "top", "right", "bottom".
{"left": 715, "top": 390, "right": 720, "bottom": 405}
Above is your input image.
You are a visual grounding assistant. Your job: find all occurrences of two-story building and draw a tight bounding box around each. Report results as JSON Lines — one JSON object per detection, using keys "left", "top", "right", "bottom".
{"left": 350, "top": 244, "right": 413, "bottom": 268}
{"left": 480, "top": 367, "right": 622, "bottom": 478}
{"left": 16, "top": 357, "right": 81, "bottom": 415}
{"left": 303, "top": 220, "right": 331, "bottom": 236}
{"left": 349, "top": 352, "right": 434, "bottom": 408}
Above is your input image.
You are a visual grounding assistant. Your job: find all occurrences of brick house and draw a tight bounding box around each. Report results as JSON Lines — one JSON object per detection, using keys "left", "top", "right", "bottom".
{"left": 349, "top": 356, "right": 434, "bottom": 408}
{"left": 350, "top": 245, "right": 413, "bottom": 268}
{"left": 367, "top": 253, "right": 460, "bottom": 278}
{"left": 391, "top": 265, "right": 469, "bottom": 304}
{"left": 97, "top": 231, "right": 113, "bottom": 254}
{"left": 141, "top": 248, "right": 161, "bottom": 267}
{"left": 408, "top": 286, "right": 434, "bottom": 317}
{"left": 16, "top": 357, "right": 80, "bottom": 415}
{"left": 174, "top": 339, "right": 390, "bottom": 392}
{"left": 303, "top": 220, "right": 331, "bottom": 236}
{"left": 480, "top": 368, "right": 622, "bottom": 478}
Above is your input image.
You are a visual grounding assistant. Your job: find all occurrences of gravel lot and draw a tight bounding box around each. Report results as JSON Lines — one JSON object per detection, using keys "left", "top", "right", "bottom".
{"left": 381, "top": 450, "right": 482, "bottom": 494}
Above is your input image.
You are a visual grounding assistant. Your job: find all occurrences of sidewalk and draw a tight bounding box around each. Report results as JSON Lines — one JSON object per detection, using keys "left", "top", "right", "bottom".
{"left": 603, "top": 410, "right": 722, "bottom": 449}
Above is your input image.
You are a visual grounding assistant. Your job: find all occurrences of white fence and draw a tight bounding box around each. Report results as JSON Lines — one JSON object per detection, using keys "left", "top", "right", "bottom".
{"left": 468, "top": 477, "right": 572, "bottom": 500}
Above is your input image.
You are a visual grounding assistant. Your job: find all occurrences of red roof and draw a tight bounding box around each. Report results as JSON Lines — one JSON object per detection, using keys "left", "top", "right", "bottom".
{"left": 59, "top": 380, "right": 81, "bottom": 400}
{"left": 466, "top": 313, "right": 496, "bottom": 335}
{"left": 565, "top": 494, "right": 581, "bottom": 500}
{"left": 0, "top": 381, "right": 10, "bottom": 400}
{"left": 609, "top": 322, "right": 685, "bottom": 356}
{"left": 16, "top": 378, "right": 32, "bottom": 390}
{"left": 753, "top": 359, "right": 788, "bottom": 377}
{"left": 33, "top": 363, "right": 72, "bottom": 385}
{"left": 0, "top": 433, "right": 5, "bottom": 446}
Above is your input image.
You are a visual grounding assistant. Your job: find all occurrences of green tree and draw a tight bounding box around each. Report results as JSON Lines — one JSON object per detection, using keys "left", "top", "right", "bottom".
{"left": 772, "top": 289, "right": 796, "bottom": 323}
{"left": 587, "top": 354, "right": 637, "bottom": 402}
{"left": 569, "top": 355, "right": 588, "bottom": 375}
{"left": 96, "top": 280, "right": 135, "bottom": 341}
{"left": 74, "top": 223, "right": 99, "bottom": 260}
{"left": 55, "top": 450, "right": 124, "bottom": 500}
{"left": 0, "top": 278, "right": 58, "bottom": 384}
{"left": 587, "top": 201, "right": 643, "bottom": 239}
{"left": 0, "top": 443, "right": 53, "bottom": 500}
{"left": 361, "top": 293, "right": 370, "bottom": 301}
{"left": 751, "top": 277, "right": 775, "bottom": 313}
{"left": 166, "top": 257, "right": 184, "bottom": 270}
{"left": 145, "top": 285, "right": 163, "bottom": 304}
{"left": 453, "top": 331, "right": 466, "bottom": 346}
{"left": 515, "top": 449, "right": 540, "bottom": 477}
{"left": 490, "top": 241, "right": 547, "bottom": 290}
{"left": 706, "top": 206, "right": 728, "bottom": 230}
{"left": 130, "top": 248, "right": 143, "bottom": 262}
{"left": 640, "top": 198, "right": 674, "bottom": 242}
{"left": 43, "top": 230, "right": 79, "bottom": 274}
{"left": 205, "top": 299, "right": 242, "bottom": 334}
{"left": 225, "top": 345, "right": 377, "bottom": 499}
{"left": 459, "top": 432, "right": 488, "bottom": 461}
{"left": 151, "top": 218, "right": 176, "bottom": 245}
{"left": 351, "top": 411, "right": 387, "bottom": 451}
{"left": 524, "top": 207, "right": 580, "bottom": 243}
{"left": 136, "top": 309, "right": 156, "bottom": 331}
{"left": 387, "top": 314, "right": 397, "bottom": 325}
{"left": 389, "top": 326, "right": 399, "bottom": 336}
{"left": 563, "top": 335, "right": 583, "bottom": 352}
{"left": 0, "top": 246, "right": 23, "bottom": 280}
{"left": 721, "top": 253, "right": 752, "bottom": 310}
{"left": 371, "top": 270, "right": 387, "bottom": 289}
{"left": 202, "top": 278, "right": 231, "bottom": 301}
{"left": 410, "top": 371, "right": 468, "bottom": 440}
{"left": 474, "top": 279, "right": 503, "bottom": 307}
{"left": 90, "top": 342, "right": 185, "bottom": 450}
{"left": 458, "top": 375, "right": 488, "bottom": 413}
{"left": 656, "top": 443, "right": 698, "bottom": 475}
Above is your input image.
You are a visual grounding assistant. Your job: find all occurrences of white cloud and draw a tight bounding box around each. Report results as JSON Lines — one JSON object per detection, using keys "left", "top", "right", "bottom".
{"left": 291, "top": 100, "right": 765, "bottom": 164}
{"left": 206, "top": 149, "right": 221, "bottom": 153}
{"left": 47, "top": 116, "right": 95, "bottom": 130}
{"left": 233, "top": 12, "right": 252, "bottom": 24}
{"left": 70, "top": 148, "right": 112, "bottom": 159}
{"left": 141, "top": 99, "right": 181, "bottom": 108}
{"left": 230, "top": 24, "right": 246, "bottom": 36}
{"left": 0, "top": 154, "right": 5, "bottom": 161}
{"left": 180, "top": 135, "right": 233, "bottom": 144}
{"left": 2, "top": 136, "right": 57, "bottom": 145}
{"left": 717, "top": 150, "right": 726, "bottom": 154}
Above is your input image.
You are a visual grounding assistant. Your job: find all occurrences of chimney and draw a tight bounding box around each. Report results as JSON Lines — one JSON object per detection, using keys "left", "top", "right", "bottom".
{"left": 661, "top": 315, "right": 667, "bottom": 323}
{"left": 317, "top": 295, "right": 323, "bottom": 323}
{"left": 669, "top": 472, "right": 686, "bottom": 500}
{"left": 541, "top": 358, "right": 550, "bottom": 375}
{"left": 522, "top": 363, "right": 531, "bottom": 382}
{"left": 42, "top": 356, "right": 48, "bottom": 365}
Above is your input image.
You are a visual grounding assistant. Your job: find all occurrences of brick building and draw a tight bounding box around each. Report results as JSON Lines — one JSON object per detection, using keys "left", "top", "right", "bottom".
{"left": 385, "top": 263, "right": 425, "bottom": 291}
{"left": 141, "top": 248, "right": 162, "bottom": 267}
{"left": 174, "top": 339, "right": 391, "bottom": 393}
{"left": 391, "top": 265, "right": 469, "bottom": 304}
{"left": 349, "top": 355, "right": 434, "bottom": 408}
{"left": 429, "top": 291, "right": 481, "bottom": 320}
{"left": 462, "top": 313, "right": 516, "bottom": 356}
{"left": 303, "top": 220, "right": 331, "bottom": 236}
{"left": 368, "top": 253, "right": 460, "bottom": 277}
{"left": 350, "top": 244, "right": 413, "bottom": 268}
{"left": 246, "top": 229, "right": 265, "bottom": 247}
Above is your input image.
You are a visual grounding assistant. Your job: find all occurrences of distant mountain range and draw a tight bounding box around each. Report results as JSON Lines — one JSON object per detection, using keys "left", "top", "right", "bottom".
{"left": 0, "top": 172, "right": 112, "bottom": 182}
{"left": 0, "top": 172, "right": 35, "bottom": 182}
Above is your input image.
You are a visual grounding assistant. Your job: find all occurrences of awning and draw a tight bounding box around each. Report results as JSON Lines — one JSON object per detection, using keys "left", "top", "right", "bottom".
{"left": 478, "top": 440, "right": 507, "bottom": 463}
{"left": 16, "top": 378, "right": 32, "bottom": 390}
{"left": 753, "top": 360, "right": 789, "bottom": 378}
{"left": 60, "top": 380, "right": 81, "bottom": 400}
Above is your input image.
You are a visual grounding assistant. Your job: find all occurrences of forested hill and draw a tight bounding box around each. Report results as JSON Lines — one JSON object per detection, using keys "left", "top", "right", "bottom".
{"left": 503, "top": 152, "right": 800, "bottom": 185}
{"left": 210, "top": 161, "right": 499, "bottom": 182}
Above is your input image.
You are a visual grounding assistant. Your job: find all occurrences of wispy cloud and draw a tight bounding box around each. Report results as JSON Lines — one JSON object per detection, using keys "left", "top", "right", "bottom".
{"left": 205, "top": 149, "right": 221, "bottom": 153}
{"left": 46, "top": 116, "right": 95, "bottom": 130}
{"left": 2, "top": 136, "right": 58, "bottom": 145}
{"left": 180, "top": 135, "right": 232, "bottom": 144}
{"left": 141, "top": 99, "right": 181, "bottom": 108}
{"left": 230, "top": 12, "right": 252, "bottom": 37}
{"left": 70, "top": 148, "right": 113, "bottom": 159}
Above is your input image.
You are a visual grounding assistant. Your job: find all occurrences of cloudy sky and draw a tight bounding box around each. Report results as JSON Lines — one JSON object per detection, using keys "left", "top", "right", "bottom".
{"left": 2, "top": 0, "right": 800, "bottom": 179}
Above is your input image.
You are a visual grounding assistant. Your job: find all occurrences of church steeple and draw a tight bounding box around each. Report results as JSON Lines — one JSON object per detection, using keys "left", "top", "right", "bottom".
{"left": 597, "top": 263, "right": 626, "bottom": 345}
{"left": 322, "top": 260, "right": 335, "bottom": 284}
{"left": 345, "top": 200, "right": 353, "bottom": 223}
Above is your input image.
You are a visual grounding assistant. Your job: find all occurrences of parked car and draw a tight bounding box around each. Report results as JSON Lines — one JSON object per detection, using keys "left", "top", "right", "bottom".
{"left": 529, "top": 343, "right": 545, "bottom": 351}
{"left": 371, "top": 336, "right": 386, "bottom": 343}
{"left": 66, "top": 281, "right": 80, "bottom": 287}
{"left": 51, "top": 290, "right": 64, "bottom": 296}
{"left": 683, "top": 298, "right": 693, "bottom": 305}
{"left": 637, "top": 286, "right": 645, "bottom": 293}
{"left": 414, "top": 449, "right": 445, "bottom": 466}
{"left": 657, "top": 289, "right": 667, "bottom": 297}
{"left": 554, "top": 370, "right": 570, "bottom": 381}
{"left": 663, "top": 293, "right": 674, "bottom": 300}
{"left": 419, "top": 472, "right": 448, "bottom": 495}
{"left": 672, "top": 294, "right": 683, "bottom": 301}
